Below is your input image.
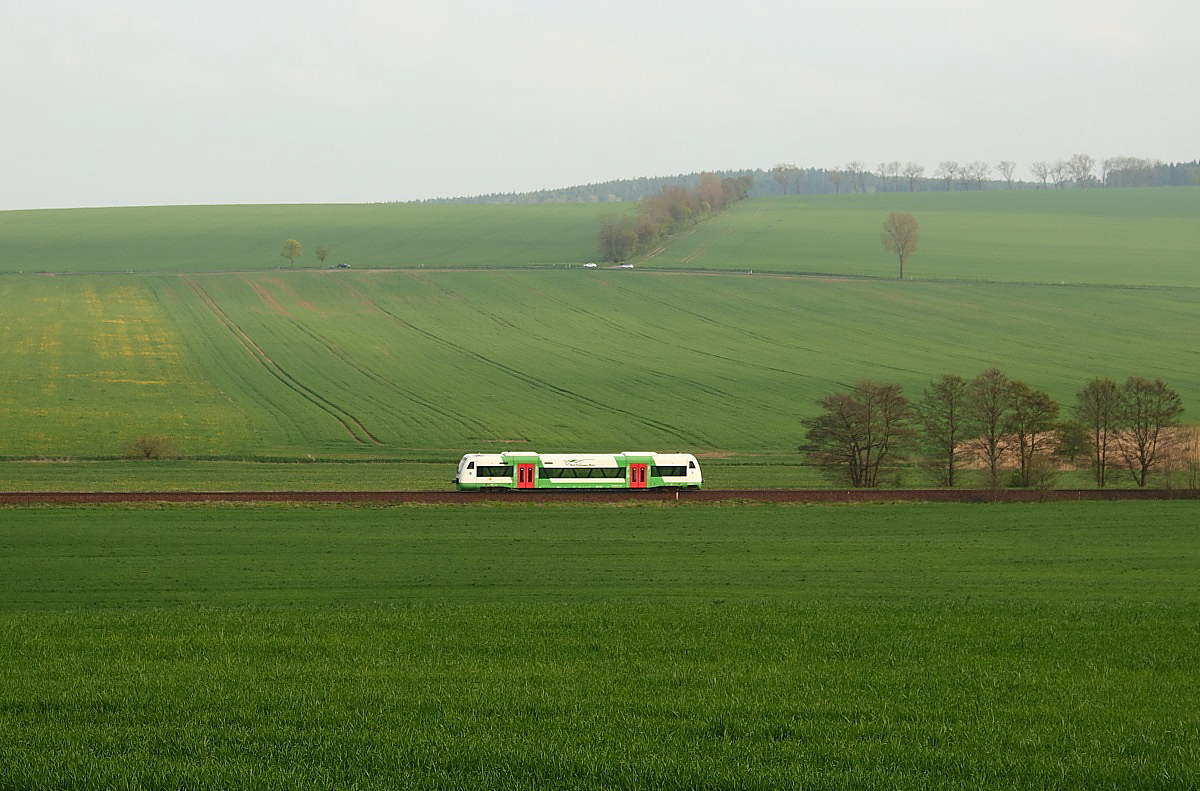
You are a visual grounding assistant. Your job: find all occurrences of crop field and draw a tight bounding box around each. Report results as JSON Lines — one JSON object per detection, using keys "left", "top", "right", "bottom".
{"left": 0, "top": 275, "right": 251, "bottom": 458}
{"left": 1, "top": 268, "right": 1197, "bottom": 468}
{"left": 1, "top": 189, "right": 1198, "bottom": 486}
{"left": 0, "top": 202, "right": 613, "bottom": 274}
{"left": 3, "top": 189, "right": 1198, "bottom": 287}
{"left": 656, "top": 189, "right": 1200, "bottom": 286}
{"left": 2, "top": 501, "right": 1198, "bottom": 788}
{"left": 3, "top": 191, "right": 1197, "bottom": 789}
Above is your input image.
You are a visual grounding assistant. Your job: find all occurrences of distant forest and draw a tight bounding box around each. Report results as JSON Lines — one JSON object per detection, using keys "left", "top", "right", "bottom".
{"left": 419, "top": 159, "right": 1199, "bottom": 205}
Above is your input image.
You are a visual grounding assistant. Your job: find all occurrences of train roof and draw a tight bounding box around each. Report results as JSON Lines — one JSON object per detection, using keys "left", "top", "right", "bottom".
{"left": 460, "top": 451, "right": 698, "bottom": 461}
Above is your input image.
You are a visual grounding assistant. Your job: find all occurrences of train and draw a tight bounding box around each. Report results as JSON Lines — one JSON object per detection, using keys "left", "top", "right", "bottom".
{"left": 453, "top": 451, "right": 702, "bottom": 491}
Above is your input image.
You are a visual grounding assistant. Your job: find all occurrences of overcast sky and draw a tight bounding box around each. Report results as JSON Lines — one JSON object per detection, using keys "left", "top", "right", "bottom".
{"left": 3, "top": 0, "right": 1196, "bottom": 210}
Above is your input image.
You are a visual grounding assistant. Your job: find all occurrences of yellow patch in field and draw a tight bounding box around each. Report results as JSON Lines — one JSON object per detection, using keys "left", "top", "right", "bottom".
{"left": 1, "top": 279, "right": 254, "bottom": 458}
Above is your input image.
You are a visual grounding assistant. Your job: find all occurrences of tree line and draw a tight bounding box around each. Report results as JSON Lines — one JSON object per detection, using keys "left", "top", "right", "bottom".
{"left": 801, "top": 371, "right": 1191, "bottom": 489}
{"left": 774, "top": 157, "right": 1199, "bottom": 194}
{"left": 595, "top": 173, "right": 753, "bottom": 263}
{"left": 415, "top": 159, "right": 1198, "bottom": 205}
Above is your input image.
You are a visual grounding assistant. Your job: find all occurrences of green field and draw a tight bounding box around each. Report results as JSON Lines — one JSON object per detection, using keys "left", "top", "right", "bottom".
{"left": 4, "top": 192, "right": 1198, "bottom": 788}
{"left": 1, "top": 269, "right": 1197, "bottom": 466}
{"left": 656, "top": 189, "right": 1200, "bottom": 286}
{"left": 4, "top": 190, "right": 1198, "bottom": 286}
{"left": 0, "top": 203, "right": 613, "bottom": 274}
{"left": 2, "top": 502, "right": 1198, "bottom": 788}
{"left": 1, "top": 189, "right": 1198, "bottom": 485}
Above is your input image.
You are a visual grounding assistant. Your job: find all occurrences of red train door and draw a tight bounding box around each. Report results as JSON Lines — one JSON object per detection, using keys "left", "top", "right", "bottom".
{"left": 629, "top": 463, "right": 647, "bottom": 489}
{"left": 517, "top": 463, "right": 536, "bottom": 489}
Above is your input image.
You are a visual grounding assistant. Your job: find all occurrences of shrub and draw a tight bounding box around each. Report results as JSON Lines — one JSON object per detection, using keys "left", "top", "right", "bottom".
{"left": 127, "top": 435, "right": 176, "bottom": 460}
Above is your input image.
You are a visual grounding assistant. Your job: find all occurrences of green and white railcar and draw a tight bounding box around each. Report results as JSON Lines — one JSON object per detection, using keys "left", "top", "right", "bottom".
{"left": 453, "top": 452, "right": 702, "bottom": 491}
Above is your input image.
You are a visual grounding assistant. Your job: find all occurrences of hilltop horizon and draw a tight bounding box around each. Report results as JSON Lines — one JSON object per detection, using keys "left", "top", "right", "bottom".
{"left": 7, "top": 157, "right": 1196, "bottom": 214}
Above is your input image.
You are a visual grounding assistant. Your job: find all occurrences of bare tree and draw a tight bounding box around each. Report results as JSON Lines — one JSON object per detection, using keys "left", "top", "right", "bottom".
{"left": 886, "top": 160, "right": 902, "bottom": 191}
{"left": 902, "top": 162, "right": 925, "bottom": 192}
{"left": 997, "top": 160, "right": 1017, "bottom": 189}
{"left": 1100, "top": 157, "right": 1117, "bottom": 187}
{"left": 965, "top": 161, "right": 991, "bottom": 190}
{"left": 1051, "top": 161, "right": 1071, "bottom": 189}
{"left": 1073, "top": 377, "right": 1121, "bottom": 487}
{"left": 1117, "top": 377, "right": 1184, "bottom": 486}
{"left": 966, "top": 368, "right": 1013, "bottom": 489}
{"left": 770, "top": 163, "right": 797, "bottom": 195}
{"left": 880, "top": 212, "right": 918, "bottom": 279}
{"left": 1030, "top": 161, "right": 1051, "bottom": 189}
{"left": 1007, "top": 381, "right": 1060, "bottom": 487}
{"left": 826, "top": 169, "right": 845, "bottom": 194}
{"left": 876, "top": 162, "right": 891, "bottom": 191}
{"left": 846, "top": 161, "right": 867, "bottom": 193}
{"left": 875, "top": 161, "right": 902, "bottom": 192}
{"left": 935, "top": 161, "right": 959, "bottom": 191}
{"left": 801, "top": 381, "right": 915, "bottom": 487}
{"left": 1066, "top": 153, "right": 1096, "bottom": 187}
{"left": 916, "top": 374, "right": 971, "bottom": 487}
{"left": 1166, "top": 427, "right": 1200, "bottom": 489}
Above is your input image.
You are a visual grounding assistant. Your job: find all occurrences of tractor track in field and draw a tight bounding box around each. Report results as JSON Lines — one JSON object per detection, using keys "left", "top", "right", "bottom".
{"left": 182, "top": 277, "right": 381, "bottom": 445}
{"left": 339, "top": 282, "right": 711, "bottom": 448}
{"left": 509, "top": 285, "right": 752, "bottom": 412}
{"left": 3, "top": 490, "right": 1198, "bottom": 506}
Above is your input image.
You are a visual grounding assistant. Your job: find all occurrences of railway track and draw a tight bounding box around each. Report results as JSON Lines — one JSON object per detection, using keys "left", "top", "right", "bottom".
{"left": 2, "top": 489, "right": 1198, "bottom": 505}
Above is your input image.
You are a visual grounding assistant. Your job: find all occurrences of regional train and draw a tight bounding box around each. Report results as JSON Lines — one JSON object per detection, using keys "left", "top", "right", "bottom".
{"left": 453, "top": 451, "right": 702, "bottom": 491}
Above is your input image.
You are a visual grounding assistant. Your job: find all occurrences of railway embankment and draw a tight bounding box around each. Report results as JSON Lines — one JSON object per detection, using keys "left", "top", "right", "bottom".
{"left": 2, "top": 489, "right": 1198, "bottom": 505}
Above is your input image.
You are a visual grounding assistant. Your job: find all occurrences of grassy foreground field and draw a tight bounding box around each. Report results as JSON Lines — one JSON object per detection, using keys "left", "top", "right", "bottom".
{"left": 2, "top": 502, "right": 1198, "bottom": 788}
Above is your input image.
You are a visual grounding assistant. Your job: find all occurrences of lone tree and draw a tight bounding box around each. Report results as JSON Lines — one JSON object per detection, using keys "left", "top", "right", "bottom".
{"left": 280, "top": 239, "right": 302, "bottom": 268}
{"left": 881, "top": 212, "right": 918, "bottom": 278}
{"left": 314, "top": 244, "right": 330, "bottom": 266}
{"left": 801, "top": 380, "right": 914, "bottom": 487}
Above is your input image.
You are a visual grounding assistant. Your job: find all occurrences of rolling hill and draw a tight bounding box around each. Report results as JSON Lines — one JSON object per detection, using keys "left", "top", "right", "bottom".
{"left": 0, "top": 189, "right": 1196, "bottom": 470}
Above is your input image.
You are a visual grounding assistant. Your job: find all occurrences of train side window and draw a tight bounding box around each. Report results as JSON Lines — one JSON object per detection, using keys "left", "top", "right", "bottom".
{"left": 476, "top": 466, "right": 512, "bottom": 477}
{"left": 467, "top": 461, "right": 475, "bottom": 469}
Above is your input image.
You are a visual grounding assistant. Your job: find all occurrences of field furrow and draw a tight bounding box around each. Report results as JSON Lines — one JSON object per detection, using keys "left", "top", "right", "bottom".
{"left": 182, "top": 277, "right": 379, "bottom": 446}
{"left": 2, "top": 191, "right": 1199, "bottom": 463}
{"left": 344, "top": 279, "right": 715, "bottom": 448}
